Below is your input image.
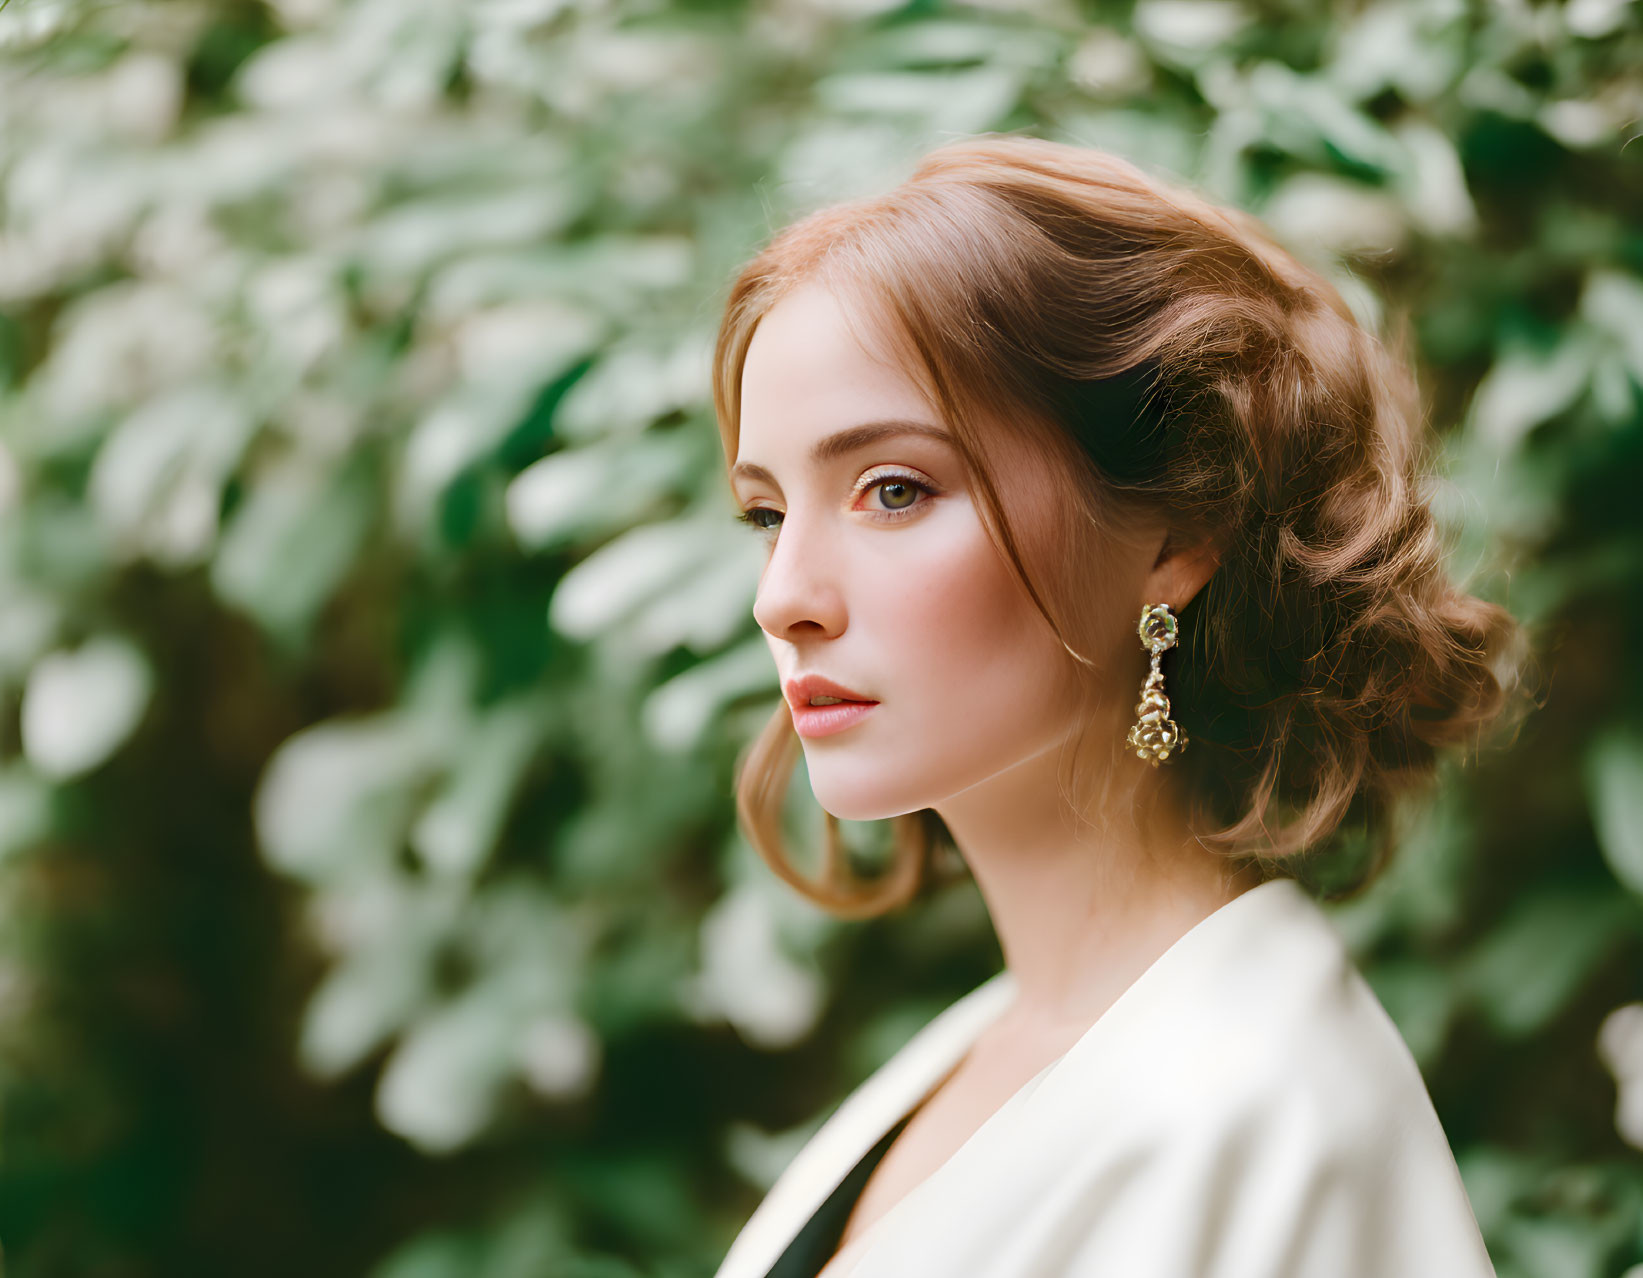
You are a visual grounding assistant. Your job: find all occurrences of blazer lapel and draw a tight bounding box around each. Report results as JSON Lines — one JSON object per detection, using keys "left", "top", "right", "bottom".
{"left": 712, "top": 969, "right": 1019, "bottom": 1278}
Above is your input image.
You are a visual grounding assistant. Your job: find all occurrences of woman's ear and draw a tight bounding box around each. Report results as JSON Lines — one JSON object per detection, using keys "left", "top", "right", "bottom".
{"left": 1145, "top": 529, "right": 1223, "bottom": 613}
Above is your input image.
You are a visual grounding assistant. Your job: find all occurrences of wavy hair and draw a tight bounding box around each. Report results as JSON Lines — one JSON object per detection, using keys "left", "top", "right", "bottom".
{"left": 713, "top": 134, "right": 1532, "bottom": 917}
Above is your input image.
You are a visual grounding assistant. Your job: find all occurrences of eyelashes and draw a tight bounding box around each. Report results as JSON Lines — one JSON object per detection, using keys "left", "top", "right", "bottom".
{"left": 735, "top": 470, "right": 936, "bottom": 534}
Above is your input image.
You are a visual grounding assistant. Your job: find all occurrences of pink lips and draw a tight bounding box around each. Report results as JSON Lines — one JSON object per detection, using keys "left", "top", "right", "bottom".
{"left": 790, "top": 699, "right": 879, "bottom": 739}
{"left": 784, "top": 673, "right": 880, "bottom": 740}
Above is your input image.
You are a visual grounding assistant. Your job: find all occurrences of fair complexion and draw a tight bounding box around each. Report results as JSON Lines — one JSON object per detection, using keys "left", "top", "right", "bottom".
{"left": 729, "top": 281, "right": 1261, "bottom": 1264}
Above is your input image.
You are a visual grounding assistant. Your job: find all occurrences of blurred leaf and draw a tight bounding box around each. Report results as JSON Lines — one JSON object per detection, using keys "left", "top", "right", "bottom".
{"left": 0, "top": 764, "right": 53, "bottom": 862}
{"left": 376, "top": 987, "right": 520, "bottom": 1153}
{"left": 86, "top": 381, "right": 257, "bottom": 569}
{"left": 1580, "top": 269, "right": 1643, "bottom": 388}
{"left": 642, "top": 634, "right": 772, "bottom": 753}
{"left": 1388, "top": 118, "right": 1477, "bottom": 237}
{"left": 1466, "top": 332, "right": 1594, "bottom": 456}
{"left": 680, "top": 882, "right": 826, "bottom": 1051}
{"left": 212, "top": 452, "right": 376, "bottom": 640}
{"left": 255, "top": 704, "right": 457, "bottom": 886}
{"left": 1246, "top": 59, "right": 1405, "bottom": 175}
{"left": 812, "top": 67, "right": 1028, "bottom": 136}
{"left": 1462, "top": 886, "right": 1636, "bottom": 1038}
{"left": 20, "top": 634, "right": 152, "bottom": 780}
{"left": 1325, "top": 3, "right": 1464, "bottom": 105}
{"left": 410, "top": 695, "right": 549, "bottom": 879}
{"left": 299, "top": 917, "right": 436, "bottom": 1078}
{"left": 548, "top": 516, "right": 728, "bottom": 643}
{"left": 1133, "top": 0, "right": 1250, "bottom": 66}
{"left": 1361, "top": 958, "right": 1457, "bottom": 1068}
{"left": 1585, "top": 730, "right": 1643, "bottom": 898}
{"left": 505, "top": 430, "right": 700, "bottom": 554}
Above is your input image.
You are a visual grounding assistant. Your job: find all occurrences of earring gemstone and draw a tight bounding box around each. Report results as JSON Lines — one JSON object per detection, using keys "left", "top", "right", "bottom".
{"left": 1138, "top": 603, "right": 1178, "bottom": 653}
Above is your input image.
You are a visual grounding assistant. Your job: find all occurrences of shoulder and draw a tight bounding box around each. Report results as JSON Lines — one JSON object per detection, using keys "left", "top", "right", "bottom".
{"left": 1039, "top": 879, "right": 1498, "bottom": 1276}
{"left": 1191, "top": 879, "right": 1438, "bottom": 1129}
{"left": 1120, "top": 878, "right": 1459, "bottom": 1170}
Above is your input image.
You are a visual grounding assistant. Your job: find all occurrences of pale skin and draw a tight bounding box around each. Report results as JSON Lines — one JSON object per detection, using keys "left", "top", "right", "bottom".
{"left": 729, "top": 281, "right": 1263, "bottom": 1274}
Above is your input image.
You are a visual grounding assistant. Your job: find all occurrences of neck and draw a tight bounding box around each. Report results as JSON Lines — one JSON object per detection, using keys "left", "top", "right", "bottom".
{"left": 932, "top": 735, "right": 1261, "bottom": 1038}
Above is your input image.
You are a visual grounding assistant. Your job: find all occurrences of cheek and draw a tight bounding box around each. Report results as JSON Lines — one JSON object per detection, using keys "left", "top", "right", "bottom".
{"left": 876, "top": 510, "right": 1075, "bottom": 738}
{"left": 798, "top": 503, "right": 1106, "bottom": 820}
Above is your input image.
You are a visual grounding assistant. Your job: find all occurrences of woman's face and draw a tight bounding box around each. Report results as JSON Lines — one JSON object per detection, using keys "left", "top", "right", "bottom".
{"left": 730, "top": 282, "right": 1112, "bottom": 823}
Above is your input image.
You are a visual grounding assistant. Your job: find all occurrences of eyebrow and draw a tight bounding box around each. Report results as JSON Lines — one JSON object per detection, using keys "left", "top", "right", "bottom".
{"left": 730, "top": 419, "right": 955, "bottom": 487}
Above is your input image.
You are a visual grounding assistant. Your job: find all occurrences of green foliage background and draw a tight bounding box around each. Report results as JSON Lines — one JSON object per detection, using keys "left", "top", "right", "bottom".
{"left": 0, "top": 0, "right": 1639, "bottom": 1274}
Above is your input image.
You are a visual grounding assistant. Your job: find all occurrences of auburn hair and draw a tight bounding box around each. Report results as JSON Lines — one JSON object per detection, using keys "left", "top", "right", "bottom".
{"left": 712, "top": 134, "right": 1531, "bottom": 918}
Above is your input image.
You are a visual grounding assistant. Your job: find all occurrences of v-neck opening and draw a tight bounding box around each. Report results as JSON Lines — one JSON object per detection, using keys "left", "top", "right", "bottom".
{"left": 797, "top": 878, "right": 1297, "bottom": 1270}
{"left": 761, "top": 1109, "right": 917, "bottom": 1278}
{"left": 722, "top": 877, "right": 1303, "bottom": 1278}
{"left": 796, "top": 1001, "right": 1068, "bottom": 1275}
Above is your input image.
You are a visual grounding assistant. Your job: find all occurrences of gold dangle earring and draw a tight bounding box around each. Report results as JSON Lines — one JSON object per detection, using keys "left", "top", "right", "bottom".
{"left": 1126, "top": 603, "right": 1188, "bottom": 766}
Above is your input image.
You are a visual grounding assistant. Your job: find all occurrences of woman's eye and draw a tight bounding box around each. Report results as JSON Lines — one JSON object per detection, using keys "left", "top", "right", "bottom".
{"left": 865, "top": 474, "right": 929, "bottom": 515}
{"left": 735, "top": 471, "right": 935, "bottom": 533}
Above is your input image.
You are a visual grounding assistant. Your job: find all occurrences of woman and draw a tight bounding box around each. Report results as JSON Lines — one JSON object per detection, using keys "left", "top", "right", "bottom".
{"left": 709, "top": 135, "right": 1525, "bottom": 1278}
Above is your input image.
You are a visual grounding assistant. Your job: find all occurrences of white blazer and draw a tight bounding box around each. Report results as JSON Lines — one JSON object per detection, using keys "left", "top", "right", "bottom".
{"left": 713, "top": 875, "right": 1496, "bottom": 1277}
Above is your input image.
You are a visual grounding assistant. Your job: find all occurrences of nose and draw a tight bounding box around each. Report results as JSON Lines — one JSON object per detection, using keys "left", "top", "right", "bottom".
{"left": 751, "top": 510, "right": 847, "bottom": 641}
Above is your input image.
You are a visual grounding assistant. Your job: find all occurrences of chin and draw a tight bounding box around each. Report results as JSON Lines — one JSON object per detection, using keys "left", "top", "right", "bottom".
{"left": 813, "top": 795, "right": 898, "bottom": 823}
{"left": 807, "top": 776, "right": 926, "bottom": 825}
